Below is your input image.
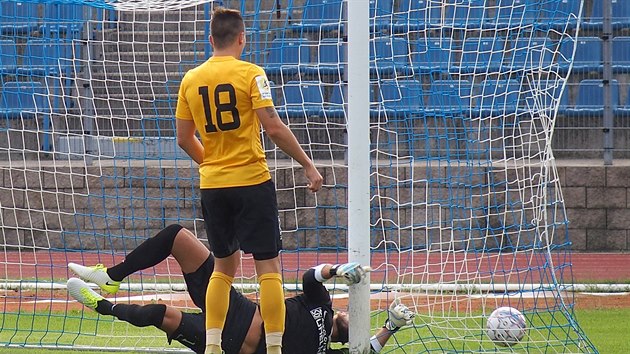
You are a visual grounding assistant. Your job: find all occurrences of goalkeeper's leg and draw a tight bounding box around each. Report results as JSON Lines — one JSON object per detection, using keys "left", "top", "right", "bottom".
{"left": 69, "top": 224, "right": 210, "bottom": 294}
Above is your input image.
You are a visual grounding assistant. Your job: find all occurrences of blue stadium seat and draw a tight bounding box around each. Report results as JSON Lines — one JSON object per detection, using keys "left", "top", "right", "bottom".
{"left": 17, "top": 39, "right": 80, "bottom": 76}
{"left": 280, "top": 81, "right": 325, "bottom": 117}
{"left": 0, "top": 81, "right": 49, "bottom": 119}
{"left": 566, "top": 79, "right": 619, "bottom": 117}
{"left": 41, "top": 3, "right": 87, "bottom": 36}
{"left": 508, "top": 37, "right": 554, "bottom": 71}
{"left": 393, "top": 0, "right": 442, "bottom": 32}
{"left": 413, "top": 37, "right": 454, "bottom": 73}
{"left": 558, "top": 86, "right": 569, "bottom": 115}
{"left": 615, "top": 85, "right": 630, "bottom": 117}
{"left": 524, "top": 80, "right": 569, "bottom": 115}
{"left": 330, "top": 82, "right": 345, "bottom": 105}
{"left": 310, "top": 39, "right": 345, "bottom": 76}
{"left": 265, "top": 38, "right": 312, "bottom": 76}
{"left": 0, "top": 39, "right": 17, "bottom": 75}
{"left": 538, "top": 0, "right": 580, "bottom": 30}
{"left": 488, "top": 0, "right": 537, "bottom": 29}
{"left": 457, "top": 37, "right": 506, "bottom": 73}
{"left": 371, "top": 0, "right": 394, "bottom": 18}
{"left": 474, "top": 79, "right": 521, "bottom": 116}
{"left": 444, "top": 0, "right": 485, "bottom": 28}
{"left": 370, "top": 0, "right": 394, "bottom": 31}
{"left": 289, "top": 0, "right": 343, "bottom": 33}
{"left": 558, "top": 37, "right": 602, "bottom": 73}
{"left": 370, "top": 37, "right": 411, "bottom": 75}
{"left": 587, "top": 0, "right": 630, "bottom": 30}
{"left": 0, "top": 1, "right": 39, "bottom": 35}
{"left": 376, "top": 79, "right": 424, "bottom": 115}
{"left": 612, "top": 37, "right": 630, "bottom": 73}
{"left": 426, "top": 79, "right": 472, "bottom": 114}
{"left": 328, "top": 82, "right": 346, "bottom": 117}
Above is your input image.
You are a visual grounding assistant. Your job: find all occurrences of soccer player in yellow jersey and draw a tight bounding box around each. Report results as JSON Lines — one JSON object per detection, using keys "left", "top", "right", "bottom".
{"left": 175, "top": 7, "right": 323, "bottom": 354}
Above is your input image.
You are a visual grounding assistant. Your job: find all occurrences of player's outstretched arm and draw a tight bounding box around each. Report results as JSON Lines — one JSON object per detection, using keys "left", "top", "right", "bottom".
{"left": 256, "top": 106, "right": 323, "bottom": 192}
{"left": 302, "top": 263, "right": 371, "bottom": 304}
{"left": 369, "top": 298, "right": 416, "bottom": 353}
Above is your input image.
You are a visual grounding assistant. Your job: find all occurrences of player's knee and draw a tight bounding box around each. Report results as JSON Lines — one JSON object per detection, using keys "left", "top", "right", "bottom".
{"left": 161, "top": 306, "right": 183, "bottom": 333}
{"left": 163, "top": 224, "right": 184, "bottom": 239}
{"left": 148, "top": 224, "right": 183, "bottom": 252}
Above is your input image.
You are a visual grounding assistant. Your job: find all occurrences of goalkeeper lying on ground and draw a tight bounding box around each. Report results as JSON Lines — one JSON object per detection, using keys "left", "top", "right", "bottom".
{"left": 66, "top": 224, "right": 415, "bottom": 354}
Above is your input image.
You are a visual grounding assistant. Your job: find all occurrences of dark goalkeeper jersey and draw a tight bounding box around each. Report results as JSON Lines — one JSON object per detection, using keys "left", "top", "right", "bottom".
{"left": 254, "top": 268, "right": 335, "bottom": 354}
{"left": 282, "top": 268, "right": 335, "bottom": 354}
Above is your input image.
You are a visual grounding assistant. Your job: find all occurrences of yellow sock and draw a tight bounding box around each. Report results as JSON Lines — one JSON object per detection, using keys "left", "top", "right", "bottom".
{"left": 205, "top": 271, "right": 233, "bottom": 331}
{"left": 258, "top": 272, "right": 285, "bottom": 348}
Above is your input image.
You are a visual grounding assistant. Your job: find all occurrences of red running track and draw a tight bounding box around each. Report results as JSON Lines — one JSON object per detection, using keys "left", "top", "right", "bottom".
{"left": 0, "top": 251, "right": 628, "bottom": 284}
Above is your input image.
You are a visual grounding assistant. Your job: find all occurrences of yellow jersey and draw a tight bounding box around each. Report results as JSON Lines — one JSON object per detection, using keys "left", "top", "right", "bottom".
{"left": 176, "top": 56, "right": 275, "bottom": 189}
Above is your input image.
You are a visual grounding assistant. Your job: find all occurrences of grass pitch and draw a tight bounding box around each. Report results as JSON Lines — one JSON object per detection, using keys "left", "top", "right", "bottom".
{"left": 0, "top": 308, "right": 627, "bottom": 353}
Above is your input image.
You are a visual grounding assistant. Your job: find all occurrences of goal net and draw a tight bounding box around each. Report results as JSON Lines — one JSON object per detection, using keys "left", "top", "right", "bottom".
{"left": 0, "top": 0, "right": 597, "bottom": 352}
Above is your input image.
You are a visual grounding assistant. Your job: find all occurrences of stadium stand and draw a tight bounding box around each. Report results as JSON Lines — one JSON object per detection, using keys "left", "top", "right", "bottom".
{"left": 586, "top": 0, "right": 630, "bottom": 30}
{"left": 0, "top": 1, "right": 39, "bottom": 35}
{"left": 559, "top": 36, "right": 602, "bottom": 74}
{"left": 444, "top": 0, "right": 485, "bottom": 28}
{"left": 17, "top": 39, "right": 79, "bottom": 76}
{"left": 0, "top": 39, "right": 17, "bottom": 75}
{"left": 393, "top": 0, "right": 442, "bottom": 32}
{"left": 612, "top": 36, "right": 630, "bottom": 73}
{"left": 309, "top": 38, "right": 345, "bottom": 76}
{"left": 490, "top": 0, "right": 538, "bottom": 28}
{"left": 457, "top": 36, "right": 507, "bottom": 73}
{"left": 280, "top": 80, "right": 326, "bottom": 117}
{"left": 522, "top": 80, "right": 568, "bottom": 116}
{"left": 41, "top": 3, "right": 87, "bottom": 36}
{"left": 370, "top": 37, "right": 411, "bottom": 75}
{"left": 376, "top": 79, "right": 424, "bottom": 116}
{"left": 288, "top": 0, "right": 343, "bottom": 33}
{"left": 0, "top": 0, "right": 627, "bottom": 156}
{"left": 538, "top": 0, "right": 580, "bottom": 30}
{"left": 266, "top": 37, "right": 312, "bottom": 75}
{"left": 413, "top": 37, "right": 454, "bottom": 73}
{"left": 565, "top": 79, "right": 619, "bottom": 117}
{"left": 370, "top": 0, "right": 393, "bottom": 31}
{"left": 426, "top": 79, "right": 472, "bottom": 115}
{"left": 616, "top": 85, "right": 630, "bottom": 117}
{"left": 0, "top": 81, "right": 49, "bottom": 119}
{"left": 508, "top": 37, "right": 554, "bottom": 71}
{"left": 475, "top": 79, "right": 521, "bottom": 116}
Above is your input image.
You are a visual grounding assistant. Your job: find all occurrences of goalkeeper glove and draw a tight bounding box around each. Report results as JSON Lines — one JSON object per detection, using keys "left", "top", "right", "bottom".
{"left": 330, "top": 262, "right": 372, "bottom": 285}
{"left": 384, "top": 298, "right": 415, "bottom": 332}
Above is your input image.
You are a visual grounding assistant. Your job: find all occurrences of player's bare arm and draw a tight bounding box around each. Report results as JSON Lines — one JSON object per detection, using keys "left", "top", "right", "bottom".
{"left": 256, "top": 106, "right": 323, "bottom": 192}
{"left": 176, "top": 118, "right": 204, "bottom": 164}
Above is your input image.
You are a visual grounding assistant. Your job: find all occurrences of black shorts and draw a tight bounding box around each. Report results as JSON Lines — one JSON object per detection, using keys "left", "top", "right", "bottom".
{"left": 201, "top": 179, "right": 282, "bottom": 260}
{"left": 168, "top": 290, "right": 258, "bottom": 354}
{"left": 184, "top": 254, "right": 215, "bottom": 312}
{"left": 168, "top": 312, "right": 205, "bottom": 354}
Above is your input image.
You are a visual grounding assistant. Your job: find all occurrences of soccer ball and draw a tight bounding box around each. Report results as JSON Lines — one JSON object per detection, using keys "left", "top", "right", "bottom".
{"left": 486, "top": 306, "right": 527, "bottom": 347}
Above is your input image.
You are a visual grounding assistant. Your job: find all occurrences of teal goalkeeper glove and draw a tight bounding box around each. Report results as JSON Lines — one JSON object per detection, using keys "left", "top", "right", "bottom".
{"left": 384, "top": 298, "right": 415, "bottom": 332}
{"left": 330, "top": 262, "right": 372, "bottom": 285}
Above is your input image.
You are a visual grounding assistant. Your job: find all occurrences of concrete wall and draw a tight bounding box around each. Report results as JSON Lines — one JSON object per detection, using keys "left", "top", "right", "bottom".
{"left": 1, "top": 159, "right": 628, "bottom": 252}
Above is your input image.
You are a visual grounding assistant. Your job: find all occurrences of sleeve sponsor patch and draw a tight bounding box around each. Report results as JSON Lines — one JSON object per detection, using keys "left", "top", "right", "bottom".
{"left": 255, "top": 75, "right": 273, "bottom": 100}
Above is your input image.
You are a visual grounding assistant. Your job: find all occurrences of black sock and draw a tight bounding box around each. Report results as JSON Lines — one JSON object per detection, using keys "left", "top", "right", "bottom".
{"left": 107, "top": 224, "right": 183, "bottom": 281}
{"left": 95, "top": 299, "right": 115, "bottom": 316}
{"left": 111, "top": 303, "right": 167, "bottom": 328}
